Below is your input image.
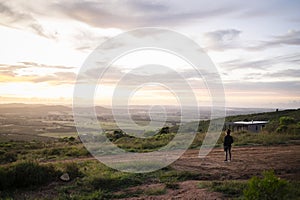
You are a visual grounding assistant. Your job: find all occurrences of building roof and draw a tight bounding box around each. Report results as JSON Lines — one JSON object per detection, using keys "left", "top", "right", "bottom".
{"left": 226, "top": 121, "right": 269, "bottom": 125}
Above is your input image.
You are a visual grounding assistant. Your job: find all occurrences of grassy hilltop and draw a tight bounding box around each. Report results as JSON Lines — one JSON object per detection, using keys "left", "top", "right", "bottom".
{"left": 0, "top": 108, "right": 299, "bottom": 199}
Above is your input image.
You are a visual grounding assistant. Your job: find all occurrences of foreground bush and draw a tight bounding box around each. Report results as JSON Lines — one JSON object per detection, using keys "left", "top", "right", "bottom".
{"left": 63, "top": 162, "right": 83, "bottom": 179}
{"left": 0, "top": 151, "right": 17, "bottom": 164}
{"left": 0, "top": 161, "right": 59, "bottom": 190}
{"left": 205, "top": 172, "right": 299, "bottom": 200}
{"left": 244, "top": 170, "right": 289, "bottom": 200}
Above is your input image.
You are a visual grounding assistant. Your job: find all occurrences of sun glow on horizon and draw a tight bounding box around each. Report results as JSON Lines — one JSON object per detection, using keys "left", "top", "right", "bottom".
{"left": 0, "top": 1, "right": 299, "bottom": 108}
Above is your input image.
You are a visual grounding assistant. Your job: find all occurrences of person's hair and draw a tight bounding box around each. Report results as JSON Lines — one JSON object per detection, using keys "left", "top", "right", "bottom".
{"left": 227, "top": 129, "right": 231, "bottom": 135}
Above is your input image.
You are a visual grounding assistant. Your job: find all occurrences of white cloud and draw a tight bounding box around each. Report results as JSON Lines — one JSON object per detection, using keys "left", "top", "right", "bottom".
{"left": 0, "top": 1, "right": 56, "bottom": 39}
{"left": 203, "top": 29, "right": 242, "bottom": 51}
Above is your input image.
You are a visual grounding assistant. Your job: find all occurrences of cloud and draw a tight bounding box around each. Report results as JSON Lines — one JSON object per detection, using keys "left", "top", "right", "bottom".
{"left": 242, "top": 68, "right": 300, "bottom": 82}
{"left": 0, "top": 1, "right": 55, "bottom": 39}
{"left": 31, "top": 72, "right": 76, "bottom": 84}
{"left": 203, "top": 29, "right": 242, "bottom": 51}
{"left": 247, "top": 30, "right": 300, "bottom": 50}
{"left": 220, "top": 53, "right": 300, "bottom": 70}
{"left": 263, "top": 69, "right": 300, "bottom": 79}
{"left": 52, "top": 0, "right": 239, "bottom": 29}
{"left": 78, "top": 64, "right": 220, "bottom": 93}
{"left": 0, "top": 62, "right": 76, "bottom": 84}
{"left": 71, "top": 29, "right": 110, "bottom": 52}
{"left": 204, "top": 29, "right": 300, "bottom": 52}
{"left": 225, "top": 81, "right": 300, "bottom": 96}
{"left": 19, "top": 62, "right": 75, "bottom": 69}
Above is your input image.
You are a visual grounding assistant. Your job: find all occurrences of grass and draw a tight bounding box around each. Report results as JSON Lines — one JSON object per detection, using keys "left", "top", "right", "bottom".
{"left": 39, "top": 132, "right": 78, "bottom": 138}
{"left": 0, "top": 130, "right": 298, "bottom": 166}
{"left": 0, "top": 139, "right": 91, "bottom": 164}
{"left": 190, "top": 131, "right": 300, "bottom": 149}
{"left": 231, "top": 131, "right": 300, "bottom": 146}
{"left": 209, "top": 181, "right": 247, "bottom": 198}
{"left": 198, "top": 176, "right": 300, "bottom": 200}
{"left": 144, "top": 186, "right": 166, "bottom": 196}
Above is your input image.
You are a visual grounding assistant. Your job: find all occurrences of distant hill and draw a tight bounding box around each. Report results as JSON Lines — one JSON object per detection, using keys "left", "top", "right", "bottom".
{"left": 195, "top": 108, "right": 300, "bottom": 134}
{"left": 226, "top": 108, "right": 300, "bottom": 122}
{"left": 0, "top": 104, "right": 71, "bottom": 115}
{"left": 0, "top": 103, "right": 111, "bottom": 116}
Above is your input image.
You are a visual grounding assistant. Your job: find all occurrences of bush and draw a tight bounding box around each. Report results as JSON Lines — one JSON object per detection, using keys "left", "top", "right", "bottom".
{"left": 0, "top": 161, "right": 59, "bottom": 190}
{"left": 0, "top": 167, "right": 12, "bottom": 189}
{"left": 106, "top": 130, "right": 126, "bottom": 142}
{"left": 64, "top": 162, "right": 83, "bottom": 179}
{"left": 279, "top": 116, "right": 295, "bottom": 126}
{"left": 243, "top": 170, "right": 289, "bottom": 200}
{"left": 158, "top": 127, "right": 170, "bottom": 134}
{"left": 0, "top": 152, "right": 17, "bottom": 164}
{"left": 276, "top": 125, "right": 288, "bottom": 133}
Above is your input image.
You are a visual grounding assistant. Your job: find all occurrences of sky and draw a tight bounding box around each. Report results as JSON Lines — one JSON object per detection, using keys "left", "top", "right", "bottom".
{"left": 0, "top": 0, "right": 300, "bottom": 108}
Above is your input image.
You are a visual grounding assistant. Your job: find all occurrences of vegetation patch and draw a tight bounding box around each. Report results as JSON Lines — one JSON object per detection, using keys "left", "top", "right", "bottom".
{"left": 201, "top": 171, "right": 300, "bottom": 200}
{"left": 0, "top": 161, "right": 59, "bottom": 190}
{"left": 244, "top": 170, "right": 300, "bottom": 200}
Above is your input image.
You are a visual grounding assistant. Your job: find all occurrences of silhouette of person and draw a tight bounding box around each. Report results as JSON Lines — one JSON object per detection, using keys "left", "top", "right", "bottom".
{"left": 224, "top": 129, "right": 233, "bottom": 162}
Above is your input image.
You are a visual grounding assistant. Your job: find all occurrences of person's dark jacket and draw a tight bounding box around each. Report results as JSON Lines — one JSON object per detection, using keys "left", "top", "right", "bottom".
{"left": 224, "top": 135, "right": 233, "bottom": 147}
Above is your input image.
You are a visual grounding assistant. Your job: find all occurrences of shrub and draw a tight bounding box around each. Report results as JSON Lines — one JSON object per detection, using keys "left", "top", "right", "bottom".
{"left": 243, "top": 170, "right": 289, "bottom": 200}
{"left": 106, "top": 130, "right": 126, "bottom": 142}
{"left": 276, "top": 125, "right": 288, "bottom": 133}
{"left": 12, "top": 162, "right": 58, "bottom": 188}
{"left": 279, "top": 116, "right": 295, "bottom": 126}
{"left": 158, "top": 127, "right": 170, "bottom": 134}
{"left": 0, "top": 167, "right": 12, "bottom": 189}
{"left": 0, "top": 152, "right": 17, "bottom": 164}
{"left": 69, "top": 136, "right": 76, "bottom": 142}
{"left": 0, "top": 150, "right": 6, "bottom": 155}
{"left": 0, "top": 161, "right": 59, "bottom": 190}
{"left": 64, "top": 162, "right": 83, "bottom": 179}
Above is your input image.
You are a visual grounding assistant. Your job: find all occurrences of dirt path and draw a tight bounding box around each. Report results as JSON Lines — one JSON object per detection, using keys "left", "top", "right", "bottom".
{"left": 172, "top": 145, "right": 300, "bottom": 180}
{"left": 39, "top": 144, "right": 300, "bottom": 181}
{"left": 117, "top": 145, "right": 300, "bottom": 200}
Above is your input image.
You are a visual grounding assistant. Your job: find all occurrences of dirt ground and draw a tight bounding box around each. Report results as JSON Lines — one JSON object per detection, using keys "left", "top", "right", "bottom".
{"left": 119, "top": 181, "right": 225, "bottom": 200}
{"left": 42, "top": 144, "right": 299, "bottom": 181}
{"left": 117, "top": 145, "right": 300, "bottom": 200}
{"left": 173, "top": 144, "right": 300, "bottom": 181}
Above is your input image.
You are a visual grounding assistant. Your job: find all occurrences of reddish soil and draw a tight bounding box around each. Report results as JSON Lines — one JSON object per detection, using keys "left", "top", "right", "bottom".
{"left": 40, "top": 144, "right": 300, "bottom": 181}
{"left": 173, "top": 145, "right": 300, "bottom": 181}
{"left": 118, "top": 144, "right": 300, "bottom": 200}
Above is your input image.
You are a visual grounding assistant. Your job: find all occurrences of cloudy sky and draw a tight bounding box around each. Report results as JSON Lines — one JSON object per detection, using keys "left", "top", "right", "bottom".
{"left": 0, "top": 0, "right": 299, "bottom": 108}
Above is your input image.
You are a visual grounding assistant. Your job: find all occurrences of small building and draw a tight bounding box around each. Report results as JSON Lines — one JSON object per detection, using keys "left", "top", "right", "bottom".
{"left": 225, "top": 121, "right": 268, "bottom": 133}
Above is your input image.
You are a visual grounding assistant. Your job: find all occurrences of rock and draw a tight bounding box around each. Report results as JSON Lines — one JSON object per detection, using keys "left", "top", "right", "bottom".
{"left": 60, "top": 173, "right": 70, "bottom": 182}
